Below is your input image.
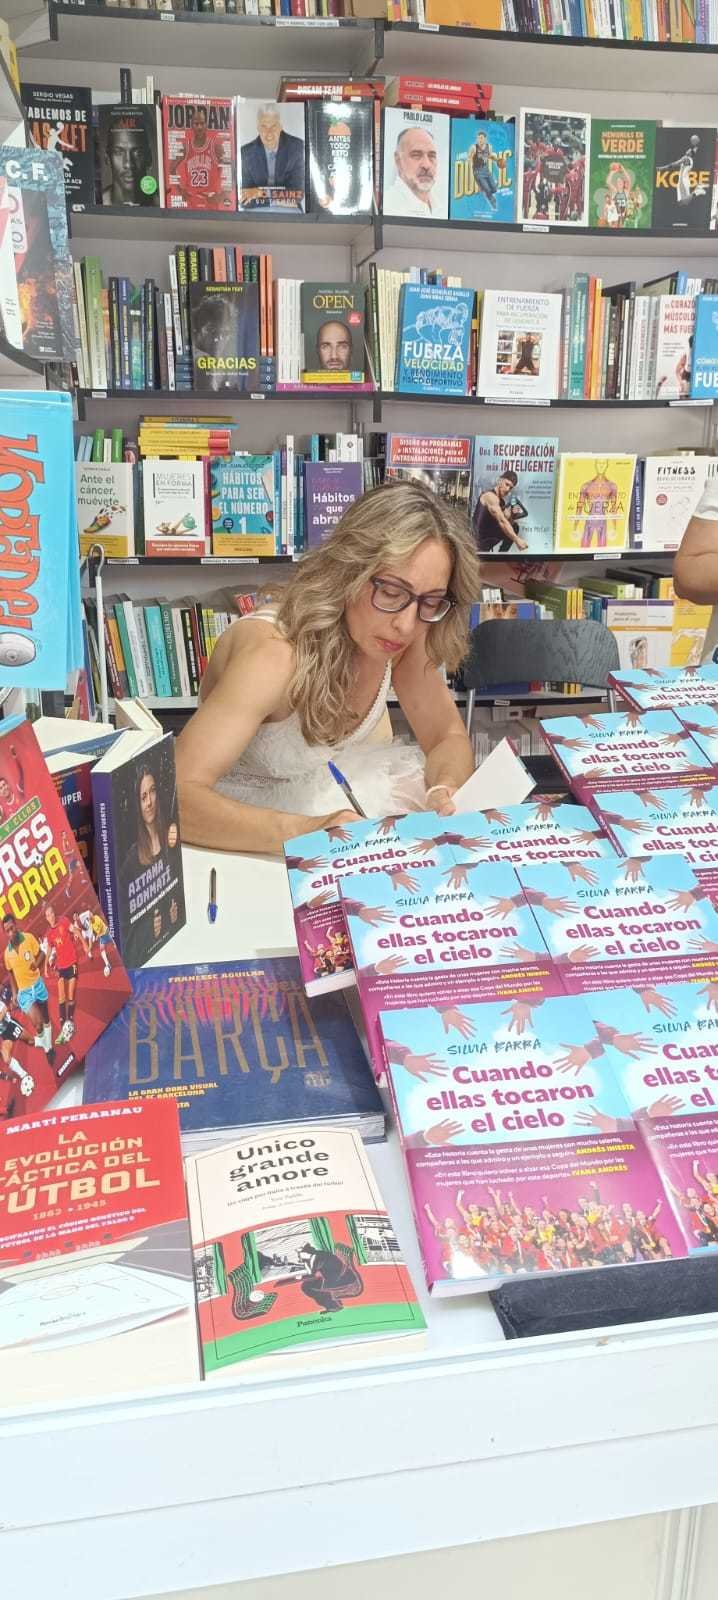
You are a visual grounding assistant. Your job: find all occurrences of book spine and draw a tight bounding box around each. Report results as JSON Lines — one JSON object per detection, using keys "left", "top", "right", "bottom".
{"left": 107, "top": 614, "right": 129, "bottom": 697}
{"left": 145, "top": 278, "right": 156, "bottom": 390}
{"left": 108, "top": 277, "right": 122, "bottom": 389}
{"left": 124, "top": 600, "right": 153, "bottom": 697}
{"left": 180, "top": 605, "right": 200, "bottom": 695}
{"left": 171, "top": 606, "right": 192, "bottom": 696}
{"left": 159, "top": 601, "right": 182, "bottom": 697}
{"left": 113, "top": 603, "right": 139, "bottom": 698}
{"left": 102, "top": 614, "right": 123, "bottom": 700}
{"left": 91, "top": 777, "right": 120, "bottom": 946}
{"left": 145, "top": 605, "right": 173, "bottom": 697}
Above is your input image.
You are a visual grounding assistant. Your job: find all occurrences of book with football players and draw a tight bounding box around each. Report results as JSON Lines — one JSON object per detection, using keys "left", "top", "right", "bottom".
{"left": 185, "top": 1124, "right": 424, "bottom": 1375}
{"left": 83, "top": 959, "right": 385, "bottom": 1152}
{"left": 97, "top": 105, "right": 160, "bottom": 208}
{"left": 382, "top": 989, "right": 685, "bottom": 1297}
{"left": 553, "top": 453, "right": 636, "bottom": 554}
{"left": 652, "top": 127, "right": 715, "bottom": 232}
{"left": 305, "top": 100, "right": 373, "bottom": 216}
{"left": 22, "top": 83, "right": 94, "bottom": 212}
{"left": 162, "top": 94, "right": 237, "bottom": 212}
{"left": 470, "top": 436, "right": 559, "bottom": 555}
{"left": 582, "top": 982, "right": 718, "bottom": 1260}
{"left": 0, "top": 146, "right": 76, "bottom": 362}
{"left": 588, "top": 119, "right": 655, "bottom": 230}
{"left": 189, "top": 281, "right": 260, "bottom": 393}
{"left": 382, "top": 106, "right": 450, "bottom": 221}
{"left": 449, "top": 116, "right": 515, "bottom": 224}
{"left": 384, "top": 433, "right": 473, "bottom": 511}
{"left": 517, "top": 108, "right": 590, "bottom": 227}
{"left": 300, "top": 282, "right": 365, "bottom": 382}
{"left": 0, "top": 718, "right": 130, "bottom": 1123}
{"left": 236, "top": 97, "right": 306, "bottom": 212}
{"left": 91, "top": 729, "right": 186, "bottom": 968}
{"left": 0, "top": 1098, "right": 199, "bottom": 1406}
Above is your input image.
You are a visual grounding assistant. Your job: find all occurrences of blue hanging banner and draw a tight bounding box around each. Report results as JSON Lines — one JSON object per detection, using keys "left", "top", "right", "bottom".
{"left": 0, "top": 389, "right": 82, "bottom": 691}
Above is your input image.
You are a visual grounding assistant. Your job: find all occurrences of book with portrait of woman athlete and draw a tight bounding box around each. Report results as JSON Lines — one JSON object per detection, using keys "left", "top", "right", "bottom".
{"left": 91, "top": 729, "right": 186, "bottom": 968}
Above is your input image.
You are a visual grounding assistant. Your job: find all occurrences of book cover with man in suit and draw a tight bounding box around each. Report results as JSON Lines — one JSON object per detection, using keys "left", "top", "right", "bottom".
{"left": 237, "top": 99, "right": 305, "bottom": 211}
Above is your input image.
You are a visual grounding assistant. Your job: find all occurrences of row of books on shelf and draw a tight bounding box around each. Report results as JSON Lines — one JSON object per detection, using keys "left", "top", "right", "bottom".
{"left": 23, "top": 75, "right": 718, "bottom": 235}
{"left": 70, "top": 244, "right": 718, "bottom": 404}
{"left": 48, "top": 0, "right": 718, "bottom": 49}
{"left": 74, "top": 422, "right": 718, "bottom": 559}
{"left": 92, "top": 588, "right": 258, "bottom": 700}
{"left": 76, "top": 423, "right": 369, "bottom": 557}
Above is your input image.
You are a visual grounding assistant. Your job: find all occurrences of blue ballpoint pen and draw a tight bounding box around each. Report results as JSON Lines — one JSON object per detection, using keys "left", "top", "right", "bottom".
{"left": 207, "top": 866, "right": 218, "bottom": 924}
{"left": 327, "top": 760, "right": 367, "bottom": 819}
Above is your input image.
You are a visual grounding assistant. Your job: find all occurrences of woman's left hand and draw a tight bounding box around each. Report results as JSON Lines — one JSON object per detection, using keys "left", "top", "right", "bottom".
{"left": 426, "top": 784, "right": 456, "bottom": 816}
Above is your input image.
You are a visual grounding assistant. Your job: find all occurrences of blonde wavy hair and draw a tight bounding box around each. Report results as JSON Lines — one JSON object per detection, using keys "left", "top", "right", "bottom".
{"left": 275, "top": 480, "right": 481, "bottom": 746}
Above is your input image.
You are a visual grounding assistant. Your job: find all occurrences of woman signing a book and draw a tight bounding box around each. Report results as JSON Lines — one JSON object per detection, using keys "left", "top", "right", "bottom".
{"left": 175, "top": 481, "right": 480, "bottom": 855}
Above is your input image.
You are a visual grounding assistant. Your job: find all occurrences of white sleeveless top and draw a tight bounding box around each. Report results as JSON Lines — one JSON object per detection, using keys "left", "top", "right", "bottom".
{"left": 215, "top": 609, "right": 396, "bottom": 815}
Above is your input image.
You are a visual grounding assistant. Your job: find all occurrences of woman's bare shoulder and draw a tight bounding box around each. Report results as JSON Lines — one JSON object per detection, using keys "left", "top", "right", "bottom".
{"left": 201, "top": 616, "right": 295, "bottom": 701}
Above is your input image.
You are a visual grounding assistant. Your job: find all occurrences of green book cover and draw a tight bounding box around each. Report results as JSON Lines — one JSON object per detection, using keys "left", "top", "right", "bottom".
{"left": 112, "top": 600, "right": 139, "bottom": 699}
{"left": 158, "top": 599, "right": 182, "bottom": 699}
{"left": 588, "top": 120, "right": 656, "bottom": 230}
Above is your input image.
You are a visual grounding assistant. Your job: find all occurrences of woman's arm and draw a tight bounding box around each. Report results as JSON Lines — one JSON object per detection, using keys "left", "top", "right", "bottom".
{"left": 673, "top": 513, "right": 718, "bottom": 606}
{"left": 175, "top": 633, "right": 356, "bottom": 854}
{"left": 392, "top": 635, "right": 474, "bottom": 815}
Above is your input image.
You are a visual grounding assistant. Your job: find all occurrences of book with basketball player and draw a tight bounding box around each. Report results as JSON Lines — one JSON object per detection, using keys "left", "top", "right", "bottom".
{"left": 0, "top": 1098, "right": 199, "bottom": 1407}
{"left": 652, "top": 126, "right": 715, "bottom": 233}
{"left": 477, "top": 289, "right": 563, "bottom": 403}
{"left": 0, "top": 718, "right": 130, "bottom": 1123}
{"left": 470, "top": 435, "right": 559, "bottom": 555}
{"left": 609, "top": 665, "right": 718, "bottom": 710}
{"left": 590, "top": 783, "right": 718, "bottom": 899}
{"left": 440, "top": 798, "right": 616, "bottom": 868}
{"left": 162, "top": 94, "right": 237, "bottom": 212}
{"left": 539, "top": 708, "right": 713, "bottom": 802}
{"left": 582, "top": 981, "right": 718, "bottom": 1258}
{"left": 517, "top": 853, "right": 718, "bottom": 997}
{"left": 381, "top": 989, "right": 685, "bottom": 1297}
{"left": 83, "top": 959, "right": 385, "bottom": 1152}
{"left": 587, "top": 119, "right": 655, "bottom": 230}
{"left": 517, "top": 108, "right": 590, "bottom": 228}
{"left": 186, "top": 1124, "right": 424, "bottom": 1375}
{"left": 284, "top": 814, "right": 455, "bottom": 997}
{"left": 553, "top": 453, "right": 636, "bottom": 554}
{"left": 339, "top": 857, "right": 560, "bottom": 1084}
{"left": 91, "top": 729, "right": 186, "bottom": 969}
{"left": 22, "top": 83, "right": 94, "bottom": 212}
{"left": 449, "top": 116, "right": 515, "bottom": 224}
{"left": 96, "top": 105, "right": 160, "bottom": 208}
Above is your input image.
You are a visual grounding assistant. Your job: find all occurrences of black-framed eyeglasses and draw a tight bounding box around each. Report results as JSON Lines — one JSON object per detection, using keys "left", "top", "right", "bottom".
{"left": 370, "top": 576, "right": 454, "bottom": 623}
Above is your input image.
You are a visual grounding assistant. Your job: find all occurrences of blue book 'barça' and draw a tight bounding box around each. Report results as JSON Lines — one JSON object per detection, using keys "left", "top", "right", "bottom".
{"left": 83, "top": 957, "right": 384, "bottom": 1149}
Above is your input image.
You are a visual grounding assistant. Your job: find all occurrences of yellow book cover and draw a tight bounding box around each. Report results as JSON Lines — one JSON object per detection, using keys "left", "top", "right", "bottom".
{"left": 554, "top": 453, "right": 636, "bottom": 554}
{"left": 671, "top": 597, "right": 711, "bottom": 666}
{"left": 425, "top": 0, "right": 502, "bottom": 23}
{"left": 626, "top": 0, "right": 644, "bottom": 35}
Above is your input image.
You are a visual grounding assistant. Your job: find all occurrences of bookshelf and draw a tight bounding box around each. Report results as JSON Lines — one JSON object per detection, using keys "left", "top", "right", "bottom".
{"left": 21, "top": 5, "right": 718, "bottom": 711}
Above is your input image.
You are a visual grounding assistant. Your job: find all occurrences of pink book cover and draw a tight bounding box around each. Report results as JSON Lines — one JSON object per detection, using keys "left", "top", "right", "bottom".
{"left": 539, "top": 708, "right": 714, "bottom": 803}
{"left": 380, "top": 991, "right": 685, "bottom": 1297}
{"left": 583, "top": 981, "right": 718, "bottom": 1258}
{"left": 591, "top": 783, "right": 718, "bottom": 898}
{"left": 339, "top": 858, "right": 561, "bottom": 1084}
{"left": 517, "top": 853, "right": 718, "bottom": 997}
{"left": 608, "top": 665, "right": 718, "bottom": 712}
{"left": 284, "top": 814, "right": 454, "bottom": 996}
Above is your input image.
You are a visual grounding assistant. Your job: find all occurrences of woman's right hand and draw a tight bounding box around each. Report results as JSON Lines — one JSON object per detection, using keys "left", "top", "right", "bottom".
{"left": 288, "top": 809, "right": 362, "bottom": 841}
